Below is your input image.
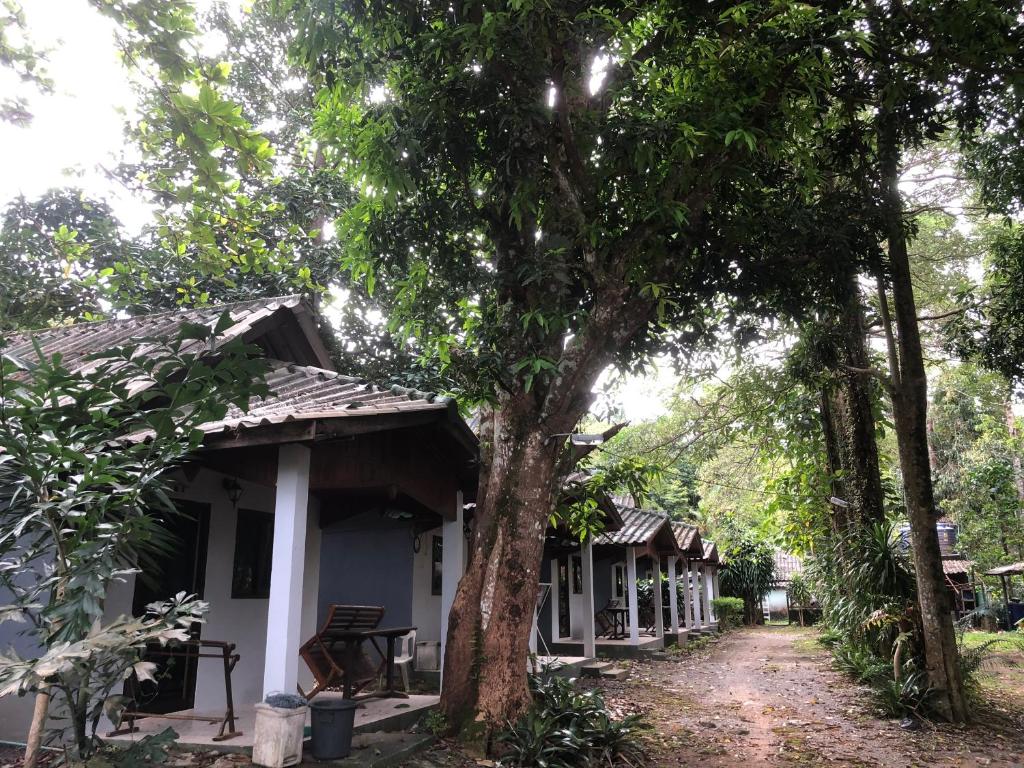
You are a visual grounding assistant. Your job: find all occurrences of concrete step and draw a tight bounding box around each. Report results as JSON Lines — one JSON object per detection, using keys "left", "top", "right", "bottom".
{"left": 580, "top": 661, "right": 614, "bottom": 677}
{"left": 598, "top": 667, "right": 629, "bottom": 681}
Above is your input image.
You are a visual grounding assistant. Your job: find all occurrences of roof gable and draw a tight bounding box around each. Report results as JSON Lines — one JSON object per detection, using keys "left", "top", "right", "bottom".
{"left": 5, "top": 295, "right": 334, "bottom": 374}
{"left": 596, "top": 507, "right": 678, "bottom": 554}
{"left": 702, "top": 540, "right": 719, "bottom": 564}
{"left": 672, "top": 522, "right": 704, "bottom": 557}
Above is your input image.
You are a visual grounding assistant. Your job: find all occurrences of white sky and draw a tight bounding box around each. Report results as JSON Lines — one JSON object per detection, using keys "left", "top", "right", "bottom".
{"left": 0, "top": 1, "right": 155, "bottom": 230}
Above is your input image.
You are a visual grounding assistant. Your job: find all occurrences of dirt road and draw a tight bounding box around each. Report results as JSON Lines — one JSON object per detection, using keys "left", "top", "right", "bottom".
{"left": 597, "top": 626, "right": 1024, "bottom": 767}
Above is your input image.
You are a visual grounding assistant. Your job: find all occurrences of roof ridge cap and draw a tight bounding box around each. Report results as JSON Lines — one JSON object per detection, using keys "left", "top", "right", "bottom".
{"left": 7, "top": 294, "right": 305, "bottom": 338}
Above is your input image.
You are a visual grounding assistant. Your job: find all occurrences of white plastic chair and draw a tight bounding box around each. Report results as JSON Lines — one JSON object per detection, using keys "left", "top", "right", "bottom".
{"left": 393, "top": 630, "right": 416, "bottom": 691}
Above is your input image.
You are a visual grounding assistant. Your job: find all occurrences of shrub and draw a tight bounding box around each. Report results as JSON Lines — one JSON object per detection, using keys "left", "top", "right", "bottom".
{"left": 831, "top": 639, "right": 934, "bottom": 717}
{"left": 787, "top": 572, "right": 813, "bottom": 626}
{"left": 498, "top": 673, "right": 648, "bottom": 767}
{"left": 719, "top": 537, "right": 775, "bottom": 624}
{"left": 711, "top": 597, "right": 744, "bottom": 630}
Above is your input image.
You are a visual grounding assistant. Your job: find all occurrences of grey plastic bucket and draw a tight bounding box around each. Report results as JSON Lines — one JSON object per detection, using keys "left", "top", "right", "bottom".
{"left": 309, "top": 698, "right": 359, "bottom": 760}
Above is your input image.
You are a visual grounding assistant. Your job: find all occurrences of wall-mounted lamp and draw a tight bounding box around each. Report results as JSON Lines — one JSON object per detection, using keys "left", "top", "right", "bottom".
{"left": 223, "top": 477, "right": 244, "bottom": 507}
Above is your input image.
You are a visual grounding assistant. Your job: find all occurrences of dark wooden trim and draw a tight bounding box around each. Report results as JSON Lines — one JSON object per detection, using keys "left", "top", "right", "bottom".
{"left": 291, "top": 303, "right": 337, "bottom": 370}
{"left": 201, "top": 420, "right": 317, "bottom": 450}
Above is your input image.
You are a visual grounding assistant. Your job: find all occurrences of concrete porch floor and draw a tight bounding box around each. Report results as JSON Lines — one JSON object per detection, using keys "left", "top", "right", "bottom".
{"left": 549, "top": 634, "right": 664, "bottom": 659}
{"left": 102, "top": 693, "right": 439, "bottom": 749}
{"left": 531, "top": 654, "right": 590, "bottom": 676}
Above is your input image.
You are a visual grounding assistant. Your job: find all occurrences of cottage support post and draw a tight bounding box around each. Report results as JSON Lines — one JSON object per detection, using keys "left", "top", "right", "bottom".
{"left": 681, "top": 558, "right": 692, "bottom": 629}
{"left": 668, "top": 556, "right": 680, "bottom": 634}
{"left": 690, "top": 560, "right": 703, "bottom": 628}
{"left": 626, "top": 547, "right": 640, "bottom": 645}
{"left": 713, "top": 570, "right": 721, "bottom": 618}
{"left": 652, "top": 554, "right": 665, "bottom": 641}
{"left": 440, "top": 490, "right": 465, "bottom": 684}
{"left": 262, "top": 443, "right": 311, "bottom": 697}
{"left": 581, "top": 537, "right": 596, "bottom": 658}
{"left": 550, "top": 557, "right": 561, "bottom": 641}
{"left": 704, "top": 565, "right": 716, "bottom": 624}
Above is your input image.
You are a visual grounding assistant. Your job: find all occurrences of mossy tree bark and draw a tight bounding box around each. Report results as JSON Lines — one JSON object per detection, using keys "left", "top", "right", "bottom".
{"left": 829, "top": 270, "right": 886, "bottom": 526}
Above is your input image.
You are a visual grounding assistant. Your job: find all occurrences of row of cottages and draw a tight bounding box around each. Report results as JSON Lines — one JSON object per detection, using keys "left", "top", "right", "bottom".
{"left": 537, "top": 507, "right": 721, "bottom": 660}
{"left": 0, "top": 295, "right": 723, "bottom": 745}
{"left": 0, "top": 297, "right": 479, "bottom": 742}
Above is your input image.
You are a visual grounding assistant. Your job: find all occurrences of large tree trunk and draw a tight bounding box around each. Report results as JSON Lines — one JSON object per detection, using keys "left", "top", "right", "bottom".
{"left": 439, "top": 395, "right": 567, "bottom": 746}
{"left": 878, "top": 126, "right": 969, "bottom": 723}
{"left": 829, "top": 270, "right": 886, "bottom": 525}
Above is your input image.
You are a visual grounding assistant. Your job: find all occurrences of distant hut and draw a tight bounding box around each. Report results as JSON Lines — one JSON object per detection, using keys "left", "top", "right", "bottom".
{"left": 763, "top": 551, "right": 802, "bottom": 623}
{"left": 898, "top": 518, "right": 978, "bottom": 619}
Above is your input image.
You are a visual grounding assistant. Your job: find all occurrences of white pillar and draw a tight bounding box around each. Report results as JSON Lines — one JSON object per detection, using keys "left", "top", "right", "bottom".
{"left": 550, "top": 557, "right": 561, "bottom": 641}
{"left": 581, "top": 538, "right": 596, "bottom": 658}
{"left": 690, "top": 560, "right": 703, "bottom": 627}
{"left": 681, "top": 559, "right": 692, "bottom": 629}
{"left": 263, "top": 443, "right": 311, "bottom": 697}
{"left": 652, "top": 555, "right": 665, "bottom": 640}
{"left": 626, "top": 547, "right": 639, "bottom": 645}
{"left": 667, "top": 556, "right": 680, "bottom": 634}
{"left": 440, "top": 491, "right": 465, "bottom": 684}
{"left": 705, "top": 566, "right": 718, "bottom": 622}
{"left": 702, "top": 565, "right": 714, "bottom": 625}
{"left": 713, "top": 571, "right": 721, "bottom": 618}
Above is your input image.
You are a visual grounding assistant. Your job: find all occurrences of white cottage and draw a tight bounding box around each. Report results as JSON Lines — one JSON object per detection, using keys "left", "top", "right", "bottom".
{"left": 0, "top": 296, "right": 478, "bottom": 744}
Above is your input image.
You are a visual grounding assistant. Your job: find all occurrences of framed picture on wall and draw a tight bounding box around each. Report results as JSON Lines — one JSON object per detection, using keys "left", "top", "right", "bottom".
{"left": 431, "top": 535, "right": 443, "bottom": 595}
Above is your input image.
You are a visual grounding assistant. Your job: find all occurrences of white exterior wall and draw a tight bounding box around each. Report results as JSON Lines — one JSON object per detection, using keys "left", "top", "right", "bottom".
{"left": 765, "top": 587, "right": 789, "bottom": 621}
{"left": 102, "top": 467, "right": 317, "bottom": 711}
{"left": 410, "top": 525, "right": 443, "bottom": 643}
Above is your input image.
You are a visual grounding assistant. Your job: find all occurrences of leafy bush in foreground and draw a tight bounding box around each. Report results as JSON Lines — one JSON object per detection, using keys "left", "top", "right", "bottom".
{"left": 498, "top": 673, "right": 648, "bottom": 767}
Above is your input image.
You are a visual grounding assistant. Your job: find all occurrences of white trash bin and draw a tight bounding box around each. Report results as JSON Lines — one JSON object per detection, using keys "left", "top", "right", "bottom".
{"left": 252, "top": 702, "right": 308, "bottom": 768}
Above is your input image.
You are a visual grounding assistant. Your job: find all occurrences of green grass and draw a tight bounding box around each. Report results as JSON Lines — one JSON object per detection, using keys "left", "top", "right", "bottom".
{"left": 960, "top": 630, "right": 1024, "bottom": 651}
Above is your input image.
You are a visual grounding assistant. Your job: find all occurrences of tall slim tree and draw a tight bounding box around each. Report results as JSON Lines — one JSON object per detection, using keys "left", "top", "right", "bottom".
{"left": 831, "top": 0, "right": 1024, "bottom": 721}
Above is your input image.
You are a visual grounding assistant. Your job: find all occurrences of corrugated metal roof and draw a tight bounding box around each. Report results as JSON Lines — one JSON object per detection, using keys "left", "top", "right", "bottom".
{"left": 702, "top": 540, "right": 719, "bottom": 564}
{"left": 942, "top": 558, "right": 973, "bottom": 576}
{"left": 5, "top": 295, "right": 309, "bottom": 376}
{"left": 5, "top": 296, "right": 466, "bottom": 446}
{"left": 596, "top": 507, "right": 671, "bottom": 547}
{"left": 672, "top": 522, "right": 703, "bottom": 555}
{"left": 200, "top": 363, "right": 451, "bottom": 435}
{"left": 773, "top": 550, "right": 802, "bottom": 583}
{"left": 984, "top": 561, "right": 1024, "bottom": 577}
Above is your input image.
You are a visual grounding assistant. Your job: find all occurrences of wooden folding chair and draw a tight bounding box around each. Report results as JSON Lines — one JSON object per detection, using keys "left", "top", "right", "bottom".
{"left": 595, "top": 600, "right": 620, "bottom": 638}
{"left": 298, "top": 605, "right": 385, "bottom": 699}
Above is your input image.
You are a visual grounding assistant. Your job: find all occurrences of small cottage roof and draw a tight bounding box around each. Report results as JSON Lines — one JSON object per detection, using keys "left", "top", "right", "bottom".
{"left": 942, "top": 558, "right": 973, "bottom": 576}
{"left": 672, "top": 522, "right": 704, "bottom": 557}
{"left": 596, "top": 507, "right": 678, "bottom": 553}
{"left": 702, "top": 540, "right": 720, "bottom": 565}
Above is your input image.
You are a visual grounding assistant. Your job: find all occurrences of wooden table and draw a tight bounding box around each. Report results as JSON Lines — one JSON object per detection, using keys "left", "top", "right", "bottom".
{"left": 328, "top": 626, "right": 415, "bottom": 699}
{"left": 604, "top": 607, "right": 630, "bottom": 639}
